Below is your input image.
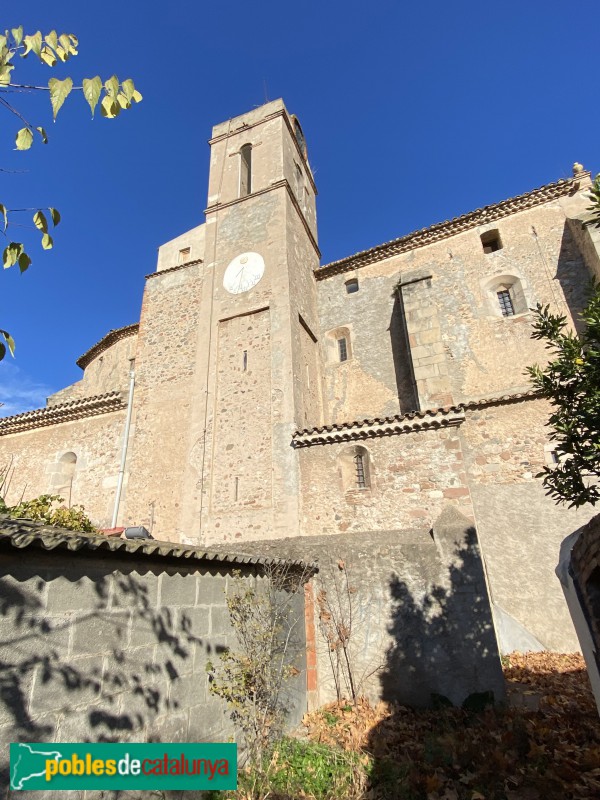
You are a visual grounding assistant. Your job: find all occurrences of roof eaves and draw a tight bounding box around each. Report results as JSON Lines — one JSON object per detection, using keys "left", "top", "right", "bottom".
{"left": 145, "top": 258, "right": 203, "bottom": 280}
{"left": 292, "top": 391, "right": 541, "bottom": 447}
{"left": 315, "top": 174, "right": 587, "bottom": 279}
{"left": 0, "top": 392, "right": 127, "bottom": 436}
{"left": 76, "top": 324, "right": 139, "bottom": 370}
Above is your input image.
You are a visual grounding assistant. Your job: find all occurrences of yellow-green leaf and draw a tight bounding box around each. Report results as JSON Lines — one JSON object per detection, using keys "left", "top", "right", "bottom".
{"left": 41, "top": 233, "right": 53, "bottom": 250}
{"left": 33, "top": 211, "right": 48, "bottom": 233}
{"left": 82, "top": 76, "right": 102, "bottom": 117}
{"left": 18, "top": 252, "right": 31, "bottom": 273}
{"left": 100, "top": 94, "right": 120, "bottom": 119}
{"left": 3, "top": 242, "right": 22, "bottom": 268}
{"left": 22, "top": 31, "right": 42, "bottom": 58}
{"left": 48, "top": 76, "right": 73, "bottom": 119}
{"left": 15, "top": 127, "right": 33, "bottom": 150}
{"left": 104, "top": 74, "right": 119, "bottom": 98}
{"left": 121, "top": 78, "right": 135, "bottom": 102}
{"left": 11, "top": 27, "right": 23, "bottom": 47}
{"left": 40, "top": 46, "right": 56, "bottom": 67}
{"left": 58, "top": 33, "right": 72, "bottom": 55}
{"left": 67, "top": 34, "right": 78, "bottom": 53}
{"left": 49, "top": 207, "right": 61, "bottom": 226}
{"left": 0, "top": 329, "right": 16, "bottom": 358}
{"left": 36, "top": 126, "right": 48, "bottom": 144}
{"left": 132, "top": 89, "right": 143, "bottom": 103}
{"left": 0, "top": 63, "right": 13, "bottom": 85}
{"left": 0, "top": 203, "right": 7, "bottom": 230}
{"left": 117, "top": 92, "right": 130, "bottom": 109}
{"left": 44, "top": 31, "right": 58, "bottom": 51}
{"left": 55, "top": 44, "right": 67, "bottom": 62}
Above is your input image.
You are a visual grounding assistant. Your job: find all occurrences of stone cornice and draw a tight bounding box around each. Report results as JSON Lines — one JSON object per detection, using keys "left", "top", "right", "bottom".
{"left": 205, "top": 180, "right": 321, "bottom": 259}
{"left": 292, "top": 390, "right": 542, "bottom": 447}
{"left": 208, "top": 107, "right": 317, "bottom": 193}
{"left": 0, "top": 392, "right": 127, "bottom": 436}
{"left": 145, "top": 258, "right": 203, "bottom": 280}
{"left": 316, "top": 174, "right": 589, "bottom": 280}
{"left": 76, "top": 324, "right": 139, "bottom": 370}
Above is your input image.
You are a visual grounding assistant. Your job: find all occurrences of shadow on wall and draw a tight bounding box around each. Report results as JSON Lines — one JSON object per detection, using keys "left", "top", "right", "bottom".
{"left": 380, "top": 517, "right": 505, "bottom": 709}
{"left": 389, "top": 293, "right": 419, "bottom": 414}
{"left": 0, "top": 558, "right": 224, "bottom": 795}
{"left": 555, "top": 219, "right": 596, "bottom": 335}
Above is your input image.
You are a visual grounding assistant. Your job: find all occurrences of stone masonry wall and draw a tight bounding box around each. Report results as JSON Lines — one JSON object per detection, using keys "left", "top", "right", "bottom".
{"left": 315, "top": 187, "right": 594, "bottom": 423}
{"left": 122, "top": 262, "right": 203, "bottom": 537}
{"left": 46, "top": 333, "right": 137, "bottom": 408}
{"left": 235, "top": 507, "right": 505, "bottom": 709}
{"left": 0, "top": 412, "right": 125, "bottom": 529}
{"left": 460, "top": 398, "right": 595, "bottom": 651}
{"left": 298, "top": 424, "right": 473, "bottom": 538}
{"left": 212, "top": 308, "right": 272, "bottom": 512}
{"left": 0, "top": 533, "right": 308, "bottom": 796}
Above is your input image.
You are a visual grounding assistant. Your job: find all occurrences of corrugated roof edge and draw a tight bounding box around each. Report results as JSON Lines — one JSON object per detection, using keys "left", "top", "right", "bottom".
{"left": 0, "top": 517, "right": 317, "bottom": 574}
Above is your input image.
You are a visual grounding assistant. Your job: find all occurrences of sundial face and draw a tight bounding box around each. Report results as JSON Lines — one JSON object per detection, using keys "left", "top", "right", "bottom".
{"left": 223, "top": 252, "right": 265, "bottom": 294}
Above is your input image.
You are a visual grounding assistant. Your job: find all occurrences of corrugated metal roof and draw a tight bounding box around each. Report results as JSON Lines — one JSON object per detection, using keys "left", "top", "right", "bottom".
{"left": 0, "top": 517, "right": 317, "bottom": 573}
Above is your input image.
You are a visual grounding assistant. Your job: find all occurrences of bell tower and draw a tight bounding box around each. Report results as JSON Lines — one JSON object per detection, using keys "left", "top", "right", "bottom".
{"left": 177, "top": 100, "right": 323, "bottom": 544}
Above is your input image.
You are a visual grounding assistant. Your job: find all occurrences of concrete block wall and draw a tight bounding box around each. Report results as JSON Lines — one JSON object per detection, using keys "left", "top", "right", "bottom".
{"left": 0, "top": 538, "right": 308, "bottom": 794}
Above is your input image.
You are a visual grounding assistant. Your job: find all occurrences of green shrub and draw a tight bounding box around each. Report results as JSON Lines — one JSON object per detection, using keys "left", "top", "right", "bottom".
{"left": 5, "top": 493, "right": 97, "bottom": 532}
{"left": 248, "top": 737, "right": 367, "bottom": 800}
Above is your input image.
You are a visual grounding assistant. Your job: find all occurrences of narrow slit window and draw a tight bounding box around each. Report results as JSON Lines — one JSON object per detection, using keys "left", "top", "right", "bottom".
{"left": 243, "top": 350, "right": 248, "bottom": 371}
{"left": 240, "top": 144, "right": 252, "bottom": 197}
{"left": 295, "top": 163, "right": 303, "bottom": 198}
{"left": 354, "top": 454, "right": 367, "bottom": 489}
{"left": 481, "top": 230, "right": 502, "bottom": 253}
{"left": 234, "top": 477, "right": 239, "bottom": 501}
{"left": 338, "top": 337, "right": 348, "bottom": 362}
{"left": 497, "top": 289, "right": 515, "bottom": 317}
{"left": 345, "top": 279, "right": 359, "bottom": 294}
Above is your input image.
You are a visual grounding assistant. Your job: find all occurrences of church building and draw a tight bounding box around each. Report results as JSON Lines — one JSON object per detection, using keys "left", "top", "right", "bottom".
{"left": 1, "top": 99, "right": 598, "bottom": 655}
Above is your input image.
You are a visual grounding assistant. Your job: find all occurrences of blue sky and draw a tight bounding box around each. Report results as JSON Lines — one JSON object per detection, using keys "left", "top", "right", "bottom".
{"left": 1, "top": 1, "right": 599, "bottom": 414}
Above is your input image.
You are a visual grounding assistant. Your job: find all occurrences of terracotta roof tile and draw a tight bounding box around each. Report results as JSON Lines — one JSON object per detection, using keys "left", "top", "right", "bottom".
{"left": 76, "top": 324, "right": 139, "bottom": 370}
{"left": 316, "top": 174, "right": 588, "bottom": 279}
{"left": 0, "top": 392, "right": 126, "bottom": 436}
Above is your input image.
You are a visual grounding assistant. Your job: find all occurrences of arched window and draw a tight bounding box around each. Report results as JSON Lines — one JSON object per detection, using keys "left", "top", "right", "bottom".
{"left": 481, "top": 273, "right": 528, "bottom": 318}
{"left": 354, "top": 453, "right": 367, "bottom": 488}
{"left": 52, "top": 451, "right": 77, "bottom": 507}
{"left": 345, "top": 278, "right": 359, "bottom": 294}
{"left": 326, "top": 327, "right": 352, "bottom": 363}
{"left": 338, "top": 445, "right": 372, "bottom": 493}
{"left": 240, "top": 144, "right": 252, "bottom": 197}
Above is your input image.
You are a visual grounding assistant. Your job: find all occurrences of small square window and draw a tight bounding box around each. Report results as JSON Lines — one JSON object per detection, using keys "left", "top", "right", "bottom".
{"left": 481, "top": 230, "right": 502, "bottom": 254}
{"left": 178, "top": 247, "right": 191, "bottom": 264}
{"left": 338, "top": 337, "right": 348, "bottom": 362}
{"left": 497, "top": 289, "right": 515, "bottom": 317}
{"left": 345, "top": 279, "right": 359, "bottom": 294}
